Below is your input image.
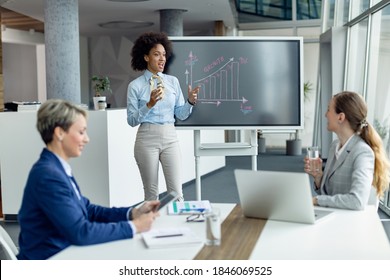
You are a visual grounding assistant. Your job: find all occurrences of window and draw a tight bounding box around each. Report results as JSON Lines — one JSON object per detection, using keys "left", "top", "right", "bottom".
{"left": 367, "top": 4, "right": 390, "bottom": 162}
{"left": 297, "top": 0, "right": 322, "bottom": 19}
{"left": 345, "top": 18, "right": 369, "bottom": 94}
{"left": 236, "top": 0, "right": 322, "bottom": 21}
{"left": 350, "top": 0, "right": 370, "bottom": 19}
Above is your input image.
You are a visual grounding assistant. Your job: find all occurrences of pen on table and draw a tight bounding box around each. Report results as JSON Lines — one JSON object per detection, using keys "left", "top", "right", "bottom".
{"left": 154, "top": 234, "right": 183, "bottom": 238}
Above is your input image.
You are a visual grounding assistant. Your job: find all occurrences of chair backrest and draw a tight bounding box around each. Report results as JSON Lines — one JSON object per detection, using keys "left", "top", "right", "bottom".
{"left": 0, "top": 225, "right": 18, "bottom": 260}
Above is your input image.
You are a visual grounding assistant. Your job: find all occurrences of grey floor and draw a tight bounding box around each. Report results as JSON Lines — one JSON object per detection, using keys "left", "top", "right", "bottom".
{"left": 1, "top": 148, "right": 390, "bottom": 250}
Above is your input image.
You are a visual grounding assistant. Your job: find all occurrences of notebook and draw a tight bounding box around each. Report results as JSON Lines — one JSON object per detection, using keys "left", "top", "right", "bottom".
{"left": 234, "top": 169, "right": 334, "bottom": 224}
{"left": 142, "top": 227, "right": 202, "bottom": 249}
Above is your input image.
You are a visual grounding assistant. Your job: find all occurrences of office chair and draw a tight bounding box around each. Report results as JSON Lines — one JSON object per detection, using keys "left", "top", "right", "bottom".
{"left": 0, "top": 225, "right": 18, "bottom": 260}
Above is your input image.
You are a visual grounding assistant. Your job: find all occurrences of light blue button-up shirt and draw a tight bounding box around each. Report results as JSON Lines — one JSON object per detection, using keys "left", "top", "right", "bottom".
{"left": 127, "top": 70, "right": 193, "bottom": 127}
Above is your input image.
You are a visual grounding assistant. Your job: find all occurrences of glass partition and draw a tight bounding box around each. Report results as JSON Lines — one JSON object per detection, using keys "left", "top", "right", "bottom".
{"left": 236, "top": 0, "right": 322, "bottom": 21}
{"left": 350, "top": 0, "right": 370, "bottom": 19}
{"left": 366, "top": 3, "right": 390, "bottom": 213}
{"left": 297, "top": 0, "right": 322, "bottom": 19}
{"left": 345, "top": 18, "right": 369, "bottom": 94}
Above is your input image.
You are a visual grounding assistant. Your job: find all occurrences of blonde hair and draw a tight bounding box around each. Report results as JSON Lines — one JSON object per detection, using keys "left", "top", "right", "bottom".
{"left": 37, "top": 99, "right": 87, "bottom": 144}
{"left": 334, "top": 91, "right": 390, "bottom": 197}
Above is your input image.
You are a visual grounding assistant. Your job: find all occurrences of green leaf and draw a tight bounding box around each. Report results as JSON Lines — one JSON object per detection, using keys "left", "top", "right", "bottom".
{"left": 91, "top": 75, "right": 112, "bottom": 95}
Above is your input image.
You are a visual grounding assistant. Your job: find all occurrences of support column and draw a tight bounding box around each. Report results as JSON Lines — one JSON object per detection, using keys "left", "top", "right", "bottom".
{"left": 0, "top": 16, "right": 3, "bottom": 219}
{"left": 44, "top": 0, "right": 81, "bottom": 103}
{"left": 159, "top": 9, "right": 187, "bottom": 36}
{"left": 0, "top": 18, "right": 4, "bottom": 111}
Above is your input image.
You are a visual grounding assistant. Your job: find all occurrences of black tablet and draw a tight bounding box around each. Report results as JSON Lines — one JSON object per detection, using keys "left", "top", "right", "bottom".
{"left": 158, "top": 191, "right": 179, "bottom": 210}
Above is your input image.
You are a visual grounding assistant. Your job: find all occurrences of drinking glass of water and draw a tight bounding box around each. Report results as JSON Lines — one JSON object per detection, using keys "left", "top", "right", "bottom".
{"left": 205, "top": 208, "right": 221, "bottom": 246}
{"left": 307, "top": 146, "right": 320, "bottom": 172}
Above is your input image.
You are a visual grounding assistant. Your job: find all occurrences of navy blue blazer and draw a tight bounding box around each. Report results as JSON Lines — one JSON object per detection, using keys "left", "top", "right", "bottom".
{"left": 17, "top": 148, "right": 133, "bottom": 260}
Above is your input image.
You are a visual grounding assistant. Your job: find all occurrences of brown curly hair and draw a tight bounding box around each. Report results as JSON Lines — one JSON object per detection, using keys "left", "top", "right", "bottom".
{"left": 131, "top": 32, "right": 173, "bottom": 71}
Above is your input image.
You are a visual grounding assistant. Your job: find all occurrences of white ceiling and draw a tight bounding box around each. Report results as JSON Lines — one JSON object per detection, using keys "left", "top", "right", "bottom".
{"left": 1, "top": 0, "right": 238, "bottom": 36}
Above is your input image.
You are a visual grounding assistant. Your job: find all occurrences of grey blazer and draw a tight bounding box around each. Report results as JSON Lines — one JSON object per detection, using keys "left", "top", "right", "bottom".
{"left": 316, "top": 134, "right": 374, "bottom": 210}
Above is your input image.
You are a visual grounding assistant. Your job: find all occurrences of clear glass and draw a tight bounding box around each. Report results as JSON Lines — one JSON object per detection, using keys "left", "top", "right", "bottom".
{"left": 337, "top": 0, "right": 351, "bottom": 25}
{"left": 345, "top": 18, "right": 369, "bottom": 94}
{"left": 236, "top": 0, "right": 293, "bottom": 20}
{"left": 323, "top": 0, "right": 336, "bottom": 31}
{"left": 371, "top": 0, "right": 384, "bottom": 5}
{"left": 367, "top": 4, "right": 390, "bottom": 154}
{"left": 297, "top": 0, "right": 322, "bottom": 20}
{"left": 257, "top": 0, "right": 292, "bottom": 20}
{"left": 343, "top": 0, "right": 351, "bottom": 23}
{"left": 366, "top": 3, "right": 390, "bottom": 208}
{"left": 236, "top": 0, "right": 256, "bottom": 14}
{"left": 307, "top": 146, "right": 320, "bottom": 171}
{"left": 205, "top": 208, "right": 221, "bottom": 246}
{"left": 350, "top": 0, "right": 370, "bottom": 19}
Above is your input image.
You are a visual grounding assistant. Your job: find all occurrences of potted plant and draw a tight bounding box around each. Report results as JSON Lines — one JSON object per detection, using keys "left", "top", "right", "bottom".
{"left": 91, "top": 75, "right": 112, "bottom": 110}
{"left": 303, "top": 81, "right": 313, "bottom": 102}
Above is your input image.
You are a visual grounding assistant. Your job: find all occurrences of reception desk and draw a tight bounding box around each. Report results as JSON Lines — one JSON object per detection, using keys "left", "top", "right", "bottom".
{"left": 0, "top": 109, "right": 225, "bottom": 218}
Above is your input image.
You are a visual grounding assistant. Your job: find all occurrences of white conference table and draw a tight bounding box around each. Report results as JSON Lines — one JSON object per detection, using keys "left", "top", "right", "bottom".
{"left": 50, "top": 204, "right": 390, "bottom": 260}
{"left": 250, "top": 205, "right": 390, "bottom": 259}
{"left": 50, "top": 204, "right": 235, "bottom": 260}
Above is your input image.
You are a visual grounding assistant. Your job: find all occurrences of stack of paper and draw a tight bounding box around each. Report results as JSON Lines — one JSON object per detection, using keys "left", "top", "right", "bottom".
{"left": 142, "top": 227, "right": 202, "bottom": 249}
{"left": 18, "top": 104, "right": 41, "bottom": 111}
{"left": 14, "top": 101, "right": 41, "bottom": 111}
{"left": 167, "top": 200, "right": 212, "bottom": 215}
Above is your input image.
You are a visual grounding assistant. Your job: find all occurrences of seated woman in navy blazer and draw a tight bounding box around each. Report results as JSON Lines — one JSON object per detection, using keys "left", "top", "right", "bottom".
{"left": 17, "top": 99, "right": 160, "bottom": 260}
{"left": 304, "top": 91, "right": 390, "bottom": 210}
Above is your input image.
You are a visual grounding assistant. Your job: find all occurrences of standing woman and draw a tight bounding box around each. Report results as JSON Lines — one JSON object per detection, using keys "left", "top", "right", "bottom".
{"left": 304, "top": 91, "right": 390, "bottom": 210}
{"left": 127, "top": 32, "right": 200, "bottom": 201}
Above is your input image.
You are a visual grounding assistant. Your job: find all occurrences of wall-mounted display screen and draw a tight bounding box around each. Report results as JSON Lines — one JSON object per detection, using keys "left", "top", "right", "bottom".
{"left": 166, "top": 37, "right": 303, "bottom": 130}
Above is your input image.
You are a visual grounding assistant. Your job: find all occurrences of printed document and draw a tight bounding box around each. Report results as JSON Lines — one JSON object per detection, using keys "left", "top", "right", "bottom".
{"left": 167, "top": 200, "right": 212, "bottom": 215}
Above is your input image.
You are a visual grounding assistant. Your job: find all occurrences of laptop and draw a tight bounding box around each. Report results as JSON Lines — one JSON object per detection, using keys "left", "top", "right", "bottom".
{"left": 234, "top": 169, "right": 334, "bottom": 224}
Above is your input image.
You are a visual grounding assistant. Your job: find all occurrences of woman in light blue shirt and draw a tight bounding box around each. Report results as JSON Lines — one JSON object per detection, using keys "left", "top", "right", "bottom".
{"left": 127, "top": 32, "right": 200, "bottom": 201}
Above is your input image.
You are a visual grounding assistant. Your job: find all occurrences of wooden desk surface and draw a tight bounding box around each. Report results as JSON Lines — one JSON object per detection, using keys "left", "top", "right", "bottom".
{"left": 194, "top": 204, "right": 266, "bottom": 260}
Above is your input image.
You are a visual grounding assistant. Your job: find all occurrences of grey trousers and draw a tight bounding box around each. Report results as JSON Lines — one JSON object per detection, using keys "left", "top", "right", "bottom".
{"left": 134, "top": 123, "right": 184, "bottom": 201}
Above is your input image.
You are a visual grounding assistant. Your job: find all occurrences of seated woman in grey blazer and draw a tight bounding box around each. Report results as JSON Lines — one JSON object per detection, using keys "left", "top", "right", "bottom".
{"left": 304, "top": 91, "right": 390, "bottom": 210}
